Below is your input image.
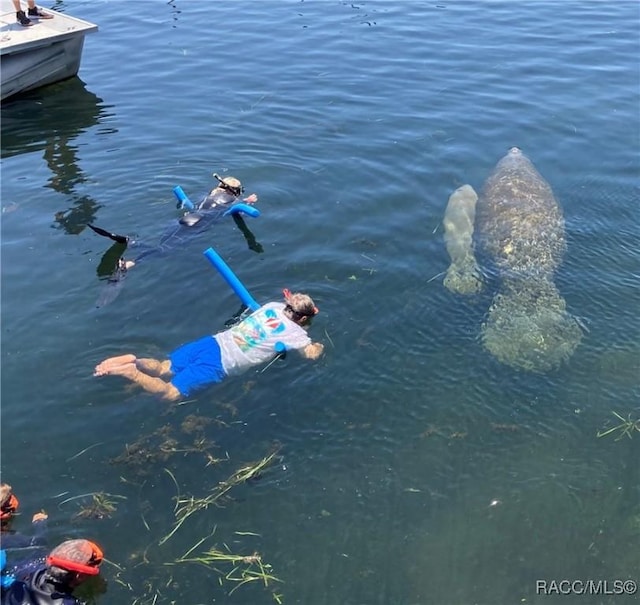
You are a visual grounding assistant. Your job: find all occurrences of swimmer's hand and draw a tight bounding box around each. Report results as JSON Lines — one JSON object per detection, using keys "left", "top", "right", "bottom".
{"left": 243, "top": 193, "right": 258, "bottom": 204}
{"left": 32, "top": 511, "right": 48, "bottom": 523}
{"left": 303, "top": 342, "right": 324, "bottom": 360}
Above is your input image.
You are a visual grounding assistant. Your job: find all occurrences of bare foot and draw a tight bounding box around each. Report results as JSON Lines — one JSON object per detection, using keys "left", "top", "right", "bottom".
{"left": 94, "top": 354, "right": 136, "bottom": 376}
{"left": 104, "top": 362, "right": 138, "bottom": 379}
{"left": 116, "top": 258, "right": 135, "bottom": 271}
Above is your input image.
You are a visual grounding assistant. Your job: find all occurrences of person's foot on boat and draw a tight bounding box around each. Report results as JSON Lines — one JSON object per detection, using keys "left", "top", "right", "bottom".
{"left": 16, "top": 10, "right": 32, "bottom": 26}
{"left": 27, "top": 5, "right": 54, "bottom": 19}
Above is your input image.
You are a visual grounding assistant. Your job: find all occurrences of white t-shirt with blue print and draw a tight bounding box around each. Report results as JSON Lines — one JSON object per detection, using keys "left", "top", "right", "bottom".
{"left": 215, "top": 302, "right": 311, "bottom": 376}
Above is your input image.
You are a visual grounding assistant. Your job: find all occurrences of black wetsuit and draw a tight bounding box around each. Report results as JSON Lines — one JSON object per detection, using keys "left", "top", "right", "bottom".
{"left": 92, "top": 188, "right": 249, "bottom": 307}
{"left": 1, "top": 566, "right": 79, "bottom": 605}
{"left": 119, "top": 187, "right": 240, "bottom": 264}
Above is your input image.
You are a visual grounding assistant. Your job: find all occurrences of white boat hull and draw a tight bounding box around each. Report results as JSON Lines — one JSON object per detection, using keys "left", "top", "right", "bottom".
{"left": 0, "top": 1, "right": 97, "bottom": 101}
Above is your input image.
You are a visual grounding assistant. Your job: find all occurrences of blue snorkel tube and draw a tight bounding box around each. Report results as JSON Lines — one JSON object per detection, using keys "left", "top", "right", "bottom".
{"left": 203, "top": 247, "right": 285, "bottom": 354}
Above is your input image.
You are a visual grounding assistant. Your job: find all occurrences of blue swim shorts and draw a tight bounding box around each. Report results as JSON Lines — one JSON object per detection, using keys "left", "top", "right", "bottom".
{"left": 169, "top": 335, "right": 226, "bottom": 397}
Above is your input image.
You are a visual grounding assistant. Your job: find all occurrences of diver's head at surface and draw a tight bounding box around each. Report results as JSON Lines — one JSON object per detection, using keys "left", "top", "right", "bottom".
{"left": 213, "top": 173, "right": 244, "bottom": 197}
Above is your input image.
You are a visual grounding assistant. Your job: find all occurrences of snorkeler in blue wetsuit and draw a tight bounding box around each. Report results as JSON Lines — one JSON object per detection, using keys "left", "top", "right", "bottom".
{"left": 88, "top": 174, "right": 260, "bottom": 307}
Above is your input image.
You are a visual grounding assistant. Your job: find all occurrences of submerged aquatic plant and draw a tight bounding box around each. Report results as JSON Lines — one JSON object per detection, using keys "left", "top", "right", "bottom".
{"left": 109, "top": 421, "right": 218, "bottom": 475}
{"left": 159, "top": 446, "right": 281, "bottom": 545}
{"left": 597, "top": 411, "right": 640, "bottom": 441}
{"left": 171, "top": 532, "right": 283, "bottom": 600}
{"left": 71, "top": 492, "right": 124, "bottom": 521}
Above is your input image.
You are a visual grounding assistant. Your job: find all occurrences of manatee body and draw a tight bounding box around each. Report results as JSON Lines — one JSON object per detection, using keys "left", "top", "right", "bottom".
{"left": 476, "top": 147, "right": 566, "bottom": 280}
{"left": 443, "top": 184, "right": 483, "bottom": 294}
{"left": 447, "top": 147, "right": 582, "bottom": 373}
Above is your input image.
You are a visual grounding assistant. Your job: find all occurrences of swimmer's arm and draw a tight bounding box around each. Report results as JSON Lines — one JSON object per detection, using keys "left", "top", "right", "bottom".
{"left": 30, "top": 512, "right": 48, "bottom": 546}
{"left": 300, "top": 342, "right": 324, "bottom": 360}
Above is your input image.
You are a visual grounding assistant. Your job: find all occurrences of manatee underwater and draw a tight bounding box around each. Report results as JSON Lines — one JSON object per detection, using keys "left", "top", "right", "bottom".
{"left": 443, "top": 147, "right": 583, "bottom": 373}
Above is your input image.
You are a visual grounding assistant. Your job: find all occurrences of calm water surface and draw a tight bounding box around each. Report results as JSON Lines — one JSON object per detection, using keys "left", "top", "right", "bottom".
{"left": 1, "top": 2, "right": 639, "bottom": 604}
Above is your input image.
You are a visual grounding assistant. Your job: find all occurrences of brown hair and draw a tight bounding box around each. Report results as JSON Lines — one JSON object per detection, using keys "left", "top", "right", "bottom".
{"left": 284, "top": 292, "right": 318, "bottom": 324}
{"left": 0, "top": 484, "right": 12, "bottom": 509}
{"left": 288, "top": 293, "right": 316, "bottom": 315}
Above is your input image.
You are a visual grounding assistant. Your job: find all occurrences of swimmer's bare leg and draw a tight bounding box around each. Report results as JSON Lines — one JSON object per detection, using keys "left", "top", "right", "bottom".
{"left": 136, "top": 358, "right": 173, "bottom": 378}
{"left": 94, "top": 354, "right": 136, "bottom": 376}
{"left": 102, "top": 362, "right": 180, "bottom": 401}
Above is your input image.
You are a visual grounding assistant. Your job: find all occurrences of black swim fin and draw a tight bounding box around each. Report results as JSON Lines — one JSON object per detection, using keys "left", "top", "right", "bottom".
{"left": 87, "top": 223, "right": 129, "bottom": 244}
{"left": 96, "top": 241, "right": 128, "bottom": 278}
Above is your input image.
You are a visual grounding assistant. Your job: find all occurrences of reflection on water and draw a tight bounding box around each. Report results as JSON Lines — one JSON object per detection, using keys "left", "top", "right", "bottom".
{"left": 1, "top": 77, "right": 116, "bottom": 234}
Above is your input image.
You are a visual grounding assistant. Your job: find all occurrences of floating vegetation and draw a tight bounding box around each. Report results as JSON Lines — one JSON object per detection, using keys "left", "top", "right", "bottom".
{"left": 109, "top": 419, "right": 218, "bottom": 475}
{"left": 597, "top": 411, "right": 640, "bottom": 441}
{"left": 115, "top": 569, "right": 180, "bottom": 605}
{"left": 58, "top": 491, "right": 126, "bottom": 517}
{"left": 419, "top": 424, "right": 443, "bottom": 438}
{"left": 490, "top": 423, "right": 522, "bottom": 433}
{"left": 419, "top": 425, "right": 468, "bottom": 440}
{"left": 100, "top": 437, "right": 285, "bottom": 603}
{"left": 66, "top": 441, "right": 107, "bottom": 462}
{"left": 180, "top": 414, "right": 211, "bottom": 434}
{"left": 114, "top": 534, "right": 283, "bottom": 605}
{"left": 72, "top": 492, "right": 121, "bottom": 521}
{"left": 160, "top": 446, "right": 281, "bottom": 545}
{"left": 171, "top": 532, "right": 283, "bottom": 600}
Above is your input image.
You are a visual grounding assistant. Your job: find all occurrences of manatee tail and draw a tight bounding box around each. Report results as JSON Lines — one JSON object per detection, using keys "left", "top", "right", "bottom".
{"left": 87, "top": 223, "right": 129, "bottom": 244}
{"left": 481, "top": 281, "right": 583, "bottom": 373}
